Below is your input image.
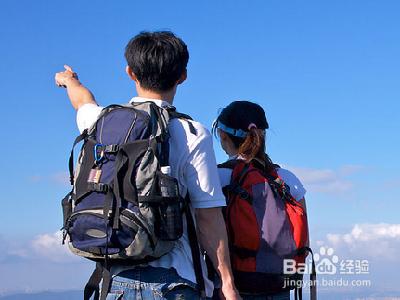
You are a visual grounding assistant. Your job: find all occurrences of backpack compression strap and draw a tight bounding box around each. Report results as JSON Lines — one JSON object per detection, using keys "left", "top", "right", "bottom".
{"left": 68, "top": 129, "right": 88, "bottom": 185}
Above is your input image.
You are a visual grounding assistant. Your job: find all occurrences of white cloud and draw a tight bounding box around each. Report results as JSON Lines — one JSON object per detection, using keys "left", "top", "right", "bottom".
{"left": 338, "top": 165, "right": 365, "bottom": 176}
{"left": 1, "top": 231, "right": 81, "bottom": 264}
{"left": 283, "top": 165, "right": 364, "bottom": 194}
{"left": 0, "top": 233, "right": 91, "bottom": 294}
{"left": 28, "top": 171, "right": 70, "bottom": 186}
{"left": 50, "top": 171, "right": 70, "bottom": 185}
{"left": 282, "top": 167, "right": 353, "bottom": 194}
{"left": 28, "top": 175, "right": 42, "bottom": 183}
{"left": 31, "top": 231, "right": 78, "bottom": 263}
{"left": 324, "top": 223, "right": 400, "bottom": 261}
{"left": 0, "top": 235, "right": 29, "bottom": 262}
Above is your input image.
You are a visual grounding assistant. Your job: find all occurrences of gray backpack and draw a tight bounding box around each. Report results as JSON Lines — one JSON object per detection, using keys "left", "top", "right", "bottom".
{"left": 61, "top": 102, "right": 205, "bottom": 300}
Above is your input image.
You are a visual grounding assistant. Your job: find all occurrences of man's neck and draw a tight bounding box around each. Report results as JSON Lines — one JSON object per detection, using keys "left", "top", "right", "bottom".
{"left": 136, "top": 86, "right": 176, "bottom": 105}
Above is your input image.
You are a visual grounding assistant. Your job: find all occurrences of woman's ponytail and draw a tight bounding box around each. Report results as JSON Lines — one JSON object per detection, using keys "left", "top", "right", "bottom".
{"left": 238, "top": 127, "right": 265, "bottom": 163}
{"left": 239, "top": 124, "right": 274, "bottom": 172}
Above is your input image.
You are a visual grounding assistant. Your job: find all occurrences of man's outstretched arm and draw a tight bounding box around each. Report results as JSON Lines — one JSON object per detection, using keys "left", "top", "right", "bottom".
{"left": 55, "top": 65, "right": 97, "bottom": 110}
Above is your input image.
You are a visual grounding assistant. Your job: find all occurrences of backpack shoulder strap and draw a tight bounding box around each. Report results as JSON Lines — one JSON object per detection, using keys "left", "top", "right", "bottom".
{"left": 218, "top": 159, "right": 251, "bottom": 185}
{"left": 264, "top": 167, "right": 301, "bottom": 205}
{"left": 168, "top": 109, "right": 193, "bottom": 121}
{"left": 166, "top": 107, "right": 197, "bottom": 135}
{"left": 218, "top": 160, "right": 253, "bottom": 201}
{"left": 272, "top": 163, "right": 281, "bottom": 169}
{"left": 217, "top": 159, "right": 239, "bottom": 169}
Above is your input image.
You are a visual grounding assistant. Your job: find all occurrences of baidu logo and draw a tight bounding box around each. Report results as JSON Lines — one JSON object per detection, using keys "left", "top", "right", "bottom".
{"left": 314, "top": 246, "right": 339, "bottom": 275}
{"left": 283, "top": 246, "right": 370, "bottom": 276}
{"left": 283, "top": 246, "right": 340, "bottom": 275}
{"left": 283, "top": 246, "right": 371, "bottom": 289}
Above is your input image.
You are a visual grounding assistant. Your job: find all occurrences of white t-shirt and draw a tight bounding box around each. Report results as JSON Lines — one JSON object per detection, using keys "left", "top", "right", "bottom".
{"left": 77, "top": 97, "right": 226, "bottom": 297}
{"left": 218, "top": 161, "right": 306, "bottom": 201}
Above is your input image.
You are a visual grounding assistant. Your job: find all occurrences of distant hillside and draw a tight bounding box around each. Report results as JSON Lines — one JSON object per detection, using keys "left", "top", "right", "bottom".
{"left": 0, "top": 290, "right": 81, "bottom": 300}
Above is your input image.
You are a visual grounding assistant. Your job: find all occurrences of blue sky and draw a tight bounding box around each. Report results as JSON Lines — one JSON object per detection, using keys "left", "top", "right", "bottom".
{"left": 0, "top": 0, "right": 399, "bottom": 296}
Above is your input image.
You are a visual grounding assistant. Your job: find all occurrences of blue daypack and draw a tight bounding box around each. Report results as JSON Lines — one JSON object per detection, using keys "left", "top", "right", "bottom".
{"left": 61, "top": 102, "right": 204, "bottom": 300}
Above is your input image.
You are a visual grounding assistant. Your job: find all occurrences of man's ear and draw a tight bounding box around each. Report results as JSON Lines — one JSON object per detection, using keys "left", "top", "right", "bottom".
{"left": 177, "top": 69, "right": 187, "bottom": 85}
{"left": 125, "top": 66, "right": 138, "bottom": 82}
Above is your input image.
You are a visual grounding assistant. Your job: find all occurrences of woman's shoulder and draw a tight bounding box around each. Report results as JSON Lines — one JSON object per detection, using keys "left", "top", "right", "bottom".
{"left": 276, "top": 167, "right": 306, "bottom": 201}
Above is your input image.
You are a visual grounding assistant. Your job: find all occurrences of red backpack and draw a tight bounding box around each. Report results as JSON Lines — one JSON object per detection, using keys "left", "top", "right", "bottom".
{"left": 219, "top": 160, "right": 316, "bottom": 299}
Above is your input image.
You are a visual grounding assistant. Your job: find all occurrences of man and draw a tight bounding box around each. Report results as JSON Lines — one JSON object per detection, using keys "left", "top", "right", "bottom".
{"left": 55, "top": 31, "right": 240, "bottom": 299}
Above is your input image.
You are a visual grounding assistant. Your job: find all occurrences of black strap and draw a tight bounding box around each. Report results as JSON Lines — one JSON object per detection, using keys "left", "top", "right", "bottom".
{"left": 184, "top": 194, "right": 206, "bottom": 298}
{"left": 61, "top": 191, "right": 72, "bottom": 229}
{"left": 186, "top": 120, "right": 197, "bottom": 135}
{"left": 217, "top": 159, "right": 253, "bottom": 186}
{"left": 236, "top": 164, "right": 252, "bottom": 186}
{"left": 112, "top": 193, "right": 121, "bottom": 230}
{"left": 168, "top": 108, "right": 197, "bottom": 135}
{"left": 83, "top": 262, "right": 112, "bottom": 300}
{"left": 84, "top": 262, "right": 102, "bottom": 300}
{"left": 102, "top": 186, "right": 112, "bottom": 300}
{"left": 97, "top": 182, "right": 119, "bottom": 230}
{"left": 138, "top": 195, "right": 181, "bottom": 203}
{"left": 297, "top": 247, "right": 317, "bottom": 300}
{"left": 308, "top": 248, "right": 317, "bottom": 300}
{"left": 61, "top": 191, "right": 73, "bottom": 244}
{"left": 294, "top": 286, "right": 303, "bottom": 300}
{"left": 224, "top": 184, "right": 253, "bottom": 203}
{"left": 68, "top": 129, "right": 88, "bottom": 185}
{"left": 231, "top": 245, "right": 258, "bottom": 258}
{"left": 298, "top": 286, "right": 303, "bottom": 300}
{"left": 103, "top": 187, "right": 113, "bottom": 222}
{"left": 168, "top": 109, "right": 193, "bottom": 121}
{"left": 100, "top": 265, "right": 111, "bottom": 300}
{"left": 217, "top": 159, "right": 238, "bottom": 170}
{"left": 295, "top": 287, "right": 297, "bottom": 300}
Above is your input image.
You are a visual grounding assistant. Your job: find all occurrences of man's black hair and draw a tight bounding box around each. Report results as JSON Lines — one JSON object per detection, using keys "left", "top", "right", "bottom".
{"left": 125, "top": 31, "right": 189, "bottom": 92}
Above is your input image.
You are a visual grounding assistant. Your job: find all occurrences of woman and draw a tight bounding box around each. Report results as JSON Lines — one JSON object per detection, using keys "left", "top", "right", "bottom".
{"left": 212, "top": 101, "right": 309, "bottom": 300}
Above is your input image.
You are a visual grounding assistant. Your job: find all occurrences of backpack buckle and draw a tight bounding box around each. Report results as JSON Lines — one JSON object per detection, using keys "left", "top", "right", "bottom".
{"left": 229, "top": 185, "right": 252, "bottom": 203}
{"left": 88, "top": 182, "right": 109, "bottom": 193}
{"left": 239, "top": 190, "right": 250, "bottom": 200}
{"left": 104, "top": 144, "right": 119, "bottom": 153}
